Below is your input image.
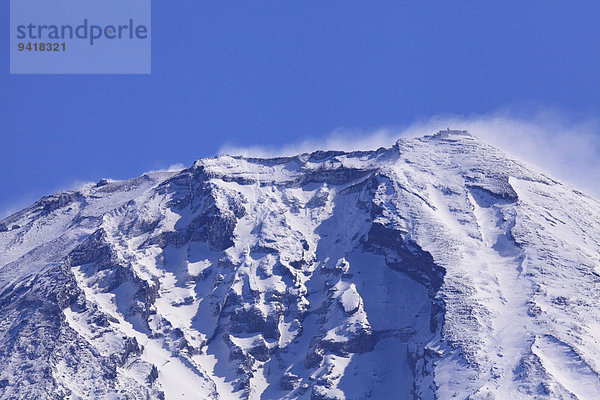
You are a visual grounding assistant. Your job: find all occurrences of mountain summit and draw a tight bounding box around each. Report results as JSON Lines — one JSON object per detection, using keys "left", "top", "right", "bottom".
{"left": 1, "top": 131, "right": 599, "bottom": 399}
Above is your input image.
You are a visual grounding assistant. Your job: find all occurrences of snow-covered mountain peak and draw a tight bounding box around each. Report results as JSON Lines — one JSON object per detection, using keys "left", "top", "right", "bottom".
{"left": 1, "top": 132, "right": 599, "bottom": 399}
{"left": 429, "top": 128, "right": 473, "bottom": 139}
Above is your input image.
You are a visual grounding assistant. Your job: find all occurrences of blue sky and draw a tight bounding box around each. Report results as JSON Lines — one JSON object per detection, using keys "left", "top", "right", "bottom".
{"left": 2, "top": 1, "right": 600, "bottom": 215}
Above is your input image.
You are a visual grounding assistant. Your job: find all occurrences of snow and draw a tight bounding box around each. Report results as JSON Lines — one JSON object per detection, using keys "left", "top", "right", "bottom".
{"left": 532, "top": 335, "right": 600, "bottom": 399}
{"left": 1, "top": 130, "right": 600, "bottom": 399}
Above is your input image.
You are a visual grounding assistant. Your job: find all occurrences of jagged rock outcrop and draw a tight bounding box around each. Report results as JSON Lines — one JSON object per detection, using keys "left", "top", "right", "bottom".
{"left": 1, "top": 130, "right": 600, "bottom": 399}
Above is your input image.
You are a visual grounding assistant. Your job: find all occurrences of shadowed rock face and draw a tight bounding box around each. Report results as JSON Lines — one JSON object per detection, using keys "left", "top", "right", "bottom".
{"left": 1, "top": 131, "right": 600, "bottom": 399}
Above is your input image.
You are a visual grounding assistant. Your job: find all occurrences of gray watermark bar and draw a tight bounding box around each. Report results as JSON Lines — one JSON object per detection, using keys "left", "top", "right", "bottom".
{"left": 10, "top": 0, "right": 151, "bottom": 74}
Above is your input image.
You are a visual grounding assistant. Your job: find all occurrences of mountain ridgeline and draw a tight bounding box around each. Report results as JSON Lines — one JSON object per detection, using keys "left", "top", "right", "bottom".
{"left": 1, "top": 130, "right": 600, "bottom": 399}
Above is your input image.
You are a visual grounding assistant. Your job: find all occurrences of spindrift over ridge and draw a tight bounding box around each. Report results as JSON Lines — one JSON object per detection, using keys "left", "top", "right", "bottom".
{"left": 1, "top": 131, "right": 599, "bottom": 399}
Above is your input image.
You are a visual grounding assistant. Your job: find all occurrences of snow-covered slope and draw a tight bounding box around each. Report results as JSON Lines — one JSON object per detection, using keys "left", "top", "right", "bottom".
{"left": 1, "top": 130, "right": 600, "bottom": 399}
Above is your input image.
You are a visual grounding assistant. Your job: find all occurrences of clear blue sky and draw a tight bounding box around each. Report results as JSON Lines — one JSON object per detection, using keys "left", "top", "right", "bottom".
{"left": 1, "top": 1, "right": 600, "bottom": 215}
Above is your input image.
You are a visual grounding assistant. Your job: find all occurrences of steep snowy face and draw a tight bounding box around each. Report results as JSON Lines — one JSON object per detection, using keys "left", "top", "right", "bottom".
{"left": 1, "top": 130, "right": 600, "bottom": 399}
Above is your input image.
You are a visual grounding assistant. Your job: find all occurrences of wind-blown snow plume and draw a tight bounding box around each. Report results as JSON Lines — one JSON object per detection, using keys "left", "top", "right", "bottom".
{"left": 220, "top": 108, "right": 600, "bottom": 198}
